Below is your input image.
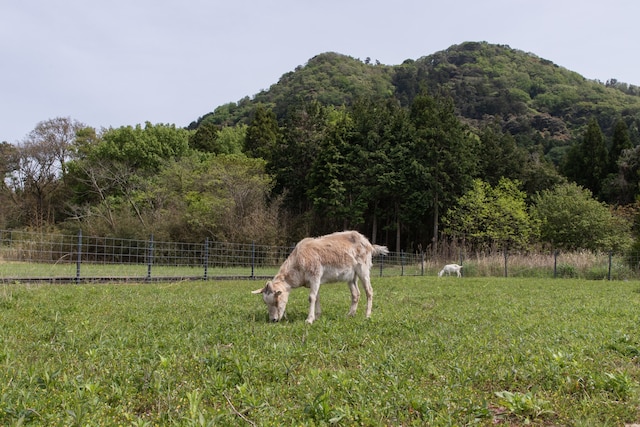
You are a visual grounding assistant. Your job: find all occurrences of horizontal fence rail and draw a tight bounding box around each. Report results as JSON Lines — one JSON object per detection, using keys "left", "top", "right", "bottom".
{"left": 0, "top": 230, "right": 638, "bottom": 283}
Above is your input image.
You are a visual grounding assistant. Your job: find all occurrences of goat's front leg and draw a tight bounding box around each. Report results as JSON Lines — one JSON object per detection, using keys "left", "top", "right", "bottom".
{"left": 306, "top": 282, "right": 320, "bottom": 324}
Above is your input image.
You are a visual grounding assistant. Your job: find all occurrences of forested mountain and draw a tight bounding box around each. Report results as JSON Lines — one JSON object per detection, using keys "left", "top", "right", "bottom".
{"left": 192, "top": 42, "right": 640, "bottom": 154}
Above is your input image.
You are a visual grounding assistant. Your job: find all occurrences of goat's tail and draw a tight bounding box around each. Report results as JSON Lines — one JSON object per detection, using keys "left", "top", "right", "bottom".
{"left": 373, "top": 245, "right": 389, "bottom": 257}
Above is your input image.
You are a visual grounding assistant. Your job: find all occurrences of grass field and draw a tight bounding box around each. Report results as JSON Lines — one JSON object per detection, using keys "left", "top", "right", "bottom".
{"left": 2, "top": 277, "right": 640, "bottom": 426}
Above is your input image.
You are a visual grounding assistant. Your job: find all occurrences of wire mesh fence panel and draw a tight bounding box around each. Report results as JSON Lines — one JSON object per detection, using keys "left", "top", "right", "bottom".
{"left": 79, "top": 234, "right": 151, "bottom": 279}
{"left": 81, "top": 235, "right": 149, "bottom": 265}
{"left": 378, "top": 251, "right": 427, "bottom": 277}
{"left": 459, "top": 251, "right": 558, "bottom": 278}
{"left": 0, "top": 230, "right": 76, "bottom": 278}
{"left": 207, "top": 241, "right": 251, "bottom": 277}
{"left": 2, "top": 229, "right": 640, "bottom": 282}
{"left": 554, "top": 251, "right": 636, "bottom": 280}
{"left": 250, "top": 243, "right": 291, "bottom": 278}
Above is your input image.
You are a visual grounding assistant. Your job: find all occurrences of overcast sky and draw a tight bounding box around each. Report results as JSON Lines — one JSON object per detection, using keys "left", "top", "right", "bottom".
{"left": 1, "top": 0, "right": 638, "bottom": 144}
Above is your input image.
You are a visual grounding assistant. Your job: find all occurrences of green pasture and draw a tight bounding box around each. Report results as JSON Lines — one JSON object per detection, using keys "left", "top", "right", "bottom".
{"left": 2, "top": 277, "right": 640, "bottom": 426}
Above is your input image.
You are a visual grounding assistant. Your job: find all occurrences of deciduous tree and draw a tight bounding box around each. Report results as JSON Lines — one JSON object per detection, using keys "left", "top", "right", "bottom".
{"left": 143, "top": 154, "right": 280, "bottom": 243}
{"left": 442, "top": 178, "right": 537, "bottom": 250}
{"left": 13, "top": 117, "right": 85, "bottom": 227}
{"left": 65, "top": 123, "right": 190, "bottom": 232}
{"left": 95, "top": 122, "right": 190, "bottom": 172}
{"left": 216, "top": 124, "right": 246, "bottom": 155}
{"left": 532, "top": 182, "right": 631, "bottom": 252}
{"left": 0, "top": 142, "right": 20, "bottom": 227}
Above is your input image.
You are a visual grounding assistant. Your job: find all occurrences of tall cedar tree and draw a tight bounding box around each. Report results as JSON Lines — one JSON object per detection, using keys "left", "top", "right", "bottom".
{"left": 268, "top": 101, "right": 328, "bottom": 218}
{"left": 244, "top": 104, "right": 279, "bottom": 159}
{"left": 562, "top": 117, "right": 608, "bottom": 197}
{"left": 350, "top": 98, "right": 415, "bottom": 248}
{"left": 410, "top": 94, "right": 478, "bottom": 252}
{"left": 189, "top": 121, "right": 220, "bottom": 153}
{"left": 477, "top": 123, "right": 528, "bottom": 186}
{"left": 609, "top": 119, "right": 632, "bottom": 174}
{"left": 307, "top": 109, "right": 365, "bottom": 231}
{"left": 600, "top": 119, "right": 634, "bottom": 204}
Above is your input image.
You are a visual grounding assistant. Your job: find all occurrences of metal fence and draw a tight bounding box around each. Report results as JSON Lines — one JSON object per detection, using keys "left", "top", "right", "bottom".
{"left": 0, "top": 229, "right": 638, "bottom": 283}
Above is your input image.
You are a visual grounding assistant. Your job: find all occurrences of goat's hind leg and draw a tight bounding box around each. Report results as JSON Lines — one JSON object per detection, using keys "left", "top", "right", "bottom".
{"left": 359, "top": 271, "right": 374, "bottom": 319}
{"left": 314, "top": 293, "right": 322, "bottom": 317}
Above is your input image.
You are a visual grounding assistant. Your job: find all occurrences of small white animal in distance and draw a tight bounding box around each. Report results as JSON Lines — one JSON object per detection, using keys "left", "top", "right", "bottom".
{"left": 438, "top": 263, "right": 463, "bottom": 277}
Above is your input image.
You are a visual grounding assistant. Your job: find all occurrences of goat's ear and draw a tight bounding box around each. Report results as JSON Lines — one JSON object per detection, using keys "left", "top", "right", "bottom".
{"left": 252, "top": 281, "right": 272, "bottom": 294}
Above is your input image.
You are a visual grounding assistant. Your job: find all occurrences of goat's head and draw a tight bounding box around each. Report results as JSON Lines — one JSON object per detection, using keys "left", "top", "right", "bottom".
{"left": 251, "top": 280, "right": 290, "bottom": 322}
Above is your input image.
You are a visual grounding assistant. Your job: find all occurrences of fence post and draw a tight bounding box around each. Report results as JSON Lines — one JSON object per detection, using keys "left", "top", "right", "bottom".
{"left": 147, "top": 234, "right": 154, "bottom": 280}
{"left": 379, "top": 252, "right": 384, "bottom": 277}
{"left": 251, "top": 241, "right": 256, "bottom": 279}
{"left": 203, "top": 238, "right": 209, "bottom": 281}
{"left": 553, "top": 250, "right": 558, "bottom": 278}
{"left": 401, "top": 250, "right": 404, "bottom": 276}
{"left": 504, "top": 249, "right": 508, "bottom": 277}
{"left": 76, "top": 229, "right": 82, "bottom": 284}
{"left": 608, "top": 251, "right": 613, "bottom": 281}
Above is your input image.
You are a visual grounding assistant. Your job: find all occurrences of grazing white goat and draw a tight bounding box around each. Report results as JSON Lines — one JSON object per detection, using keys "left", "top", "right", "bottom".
{"left": 438, "top": 263, "right": 463, "bottom": 277}
{"left": 252, "top": 230, "right": 388, "bottom": 324}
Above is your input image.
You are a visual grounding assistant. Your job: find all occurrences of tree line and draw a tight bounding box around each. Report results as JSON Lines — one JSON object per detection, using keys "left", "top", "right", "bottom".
{"left": 1, "top": 91, "right": 637, "bottom": 256}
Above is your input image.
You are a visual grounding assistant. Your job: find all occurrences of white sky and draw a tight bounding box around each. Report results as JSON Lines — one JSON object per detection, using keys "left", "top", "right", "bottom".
{"left": 1, "top": 0, "right": 638, "bottom": 143}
